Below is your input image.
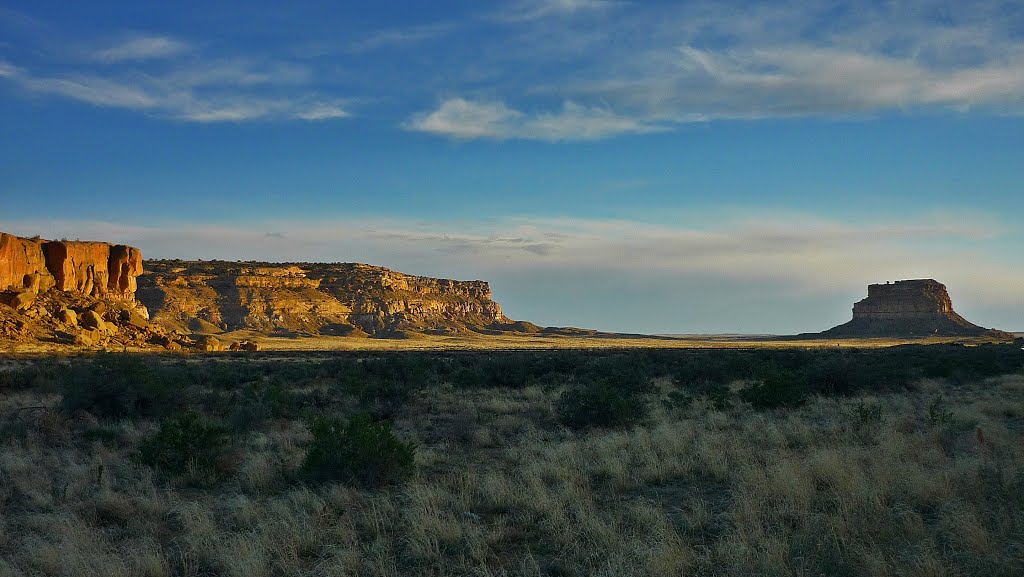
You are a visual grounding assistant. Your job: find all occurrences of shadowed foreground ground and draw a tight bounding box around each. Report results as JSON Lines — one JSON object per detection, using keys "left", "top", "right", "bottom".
{"left": 0, "top": 346, "right": 1022, "bottom": 576}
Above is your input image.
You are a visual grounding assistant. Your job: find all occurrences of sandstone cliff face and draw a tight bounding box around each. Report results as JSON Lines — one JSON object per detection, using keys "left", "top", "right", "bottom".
{"left": 109, "top": 245, "right": 144, "bottom": 299}
{"left": 1, "top": 233, "right": 142, "bottom": 300}
{"left": 0, "top": 233, "right": 53, "bottom": 293}
{"left": 822, "top": 279, "right": 1007, "bottom": 337}
{"left": 137, "top": 261, "right": 512, "bottom": 337}
{"left": 0, "top": 231, "right": 177, "bottom": 350}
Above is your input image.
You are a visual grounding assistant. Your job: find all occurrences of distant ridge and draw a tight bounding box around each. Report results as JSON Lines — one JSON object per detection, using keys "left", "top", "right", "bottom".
{"left": 136, "top": 260, "right": 520, "bottom": 338}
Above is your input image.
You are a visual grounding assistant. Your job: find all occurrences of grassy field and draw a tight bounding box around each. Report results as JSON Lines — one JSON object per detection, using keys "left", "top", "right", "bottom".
{"left": 2, "top": 328, "right": 1008, "bottom": 355}
{"left": 0, "top": 345, "right": 1022, "bottom": 576}
{"left": 246, "top": 332, "right": 1001, "bottom": 352}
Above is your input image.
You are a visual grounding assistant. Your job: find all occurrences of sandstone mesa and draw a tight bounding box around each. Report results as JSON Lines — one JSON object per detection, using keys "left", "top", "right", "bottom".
{"left": 0, "top": 231, "right": 1014, "bottom": 351}
{"left": 819, "top": 279, "right": 1010, "bottom": 338}
{"left": 0, "top": 231, "right": 526, "bottom": 351}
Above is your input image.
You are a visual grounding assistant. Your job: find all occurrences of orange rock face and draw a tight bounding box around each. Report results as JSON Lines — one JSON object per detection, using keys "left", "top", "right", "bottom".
{"left": 0, "top": 233, "right": 54, "bottom": 292}
{"left": 108, "top": 245, "right": 143, "bottom": 298}
{"left": 0, "top": 232, "right": 143, "bottom": 301}
{"left": 45, "top": 241, "right": 112, "bottom": 297}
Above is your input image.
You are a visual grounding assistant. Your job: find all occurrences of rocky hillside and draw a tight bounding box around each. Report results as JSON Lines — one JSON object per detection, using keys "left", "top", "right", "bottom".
{"left": 137, "top": 260, "right": 514, "bottom": 338}
{"left": 0, "top": 232, "right": 176, "bottom": 349}
{"left": 820, "top": 279, "right": 1010, "bottom": 338}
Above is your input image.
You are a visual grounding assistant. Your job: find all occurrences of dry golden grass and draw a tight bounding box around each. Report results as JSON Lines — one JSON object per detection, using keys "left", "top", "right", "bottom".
{"left": 213, "top": 331, "right": 1004, "bottom": 352}
{"left": 0, "top": 357, "right": 1022, "bottom": 576}
{"left": 1, "top": 328, "right": 1003, "bottom": 356}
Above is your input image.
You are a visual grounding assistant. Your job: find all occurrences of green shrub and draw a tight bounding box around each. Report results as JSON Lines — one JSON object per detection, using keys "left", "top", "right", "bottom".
{"left": 807, "top": 359, "right": 855, "bottom": 396}
{"left": 331, "top": 358, "right": 427, "bottom": 409}
{"left": 689, "top": 380, "right": 734, "bottom": 411}
{"left": 848, "top": 400, "right": 884, "bottom": 428}
{"left": 740, "top": 370, "right": 809, "bottom": 410}
{"left": 0, "top": 364, "right": 63, "bottom": 392}
{"left": 139, "top": 411, "right": 231, "bottom": 483}
{"left": 927, "top": 395, "right": 955, "bottom": 427}
{"left": 227, "top": 379, "right": 305, "bottom": 429}
{"left": 302, "top": 413, "right": 416, "bottom": 487}
{"left": 662, "top": 389, "right": 694, "bottom": 411}
{"left": 450, "top": 366, "right": 484, "bottom": 389}
{"left": 60, "top": 353, "right": 183, "bottom": 419}
{"left": 557, "top": 380, "right": 649, "bottom": 429}
{"left": 845, "top": 400, "right": 885, "bottom": 443}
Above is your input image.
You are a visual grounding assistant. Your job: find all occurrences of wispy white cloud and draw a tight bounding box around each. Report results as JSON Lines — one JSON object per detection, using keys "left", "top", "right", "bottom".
{"left": 160, "top": 59, "right": 312, "bottom": 87}
{"left": 5, "top": 1, "right": 1024, "bottom": 132}
{"left": 0, "top": 53, "right": 349, "bottom": 122}
{"left": 410, "top": 0, "right": 1024, "bottom": 140}
{"left": 628, "top": 44, "right": 1024, "bottom": 118}
{"left": 406, "top": 99, "right": 521, "bottom": 138}
{"left": 349, "top": 23, "right": 456, "bottom": 53}
{"left": 293, "top": 102, "right": 349, "bottom": 120}
{"left": 20, "top": 74, "right": 158, "bottom": 108}
{"left": 93, "top": 35, "right": 189, "bottom": 62}
{"left": 0, "top": 60, "right": 19, "bottom": 77}
{"left": 496, "top": 0, "right": 620, "bottom": 22}
{"left": 406, "top": 98, "right": 664, "bottom": 140}
{"left": 174, "top": 97, "right": 349, "bottom": 123}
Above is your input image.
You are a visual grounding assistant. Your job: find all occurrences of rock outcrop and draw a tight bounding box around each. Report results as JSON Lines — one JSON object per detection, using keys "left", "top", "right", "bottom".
{"left": 820, "top": 279, "right": 1010, "bottom": 338}
{"left": 1, "top": 232, "right": 143, "bottom": 300}
{"left": 0, "top": 231, "right": 182, "bottom": 350}
{"left": 137, "top": 260, "right": 515, "bottom": 337}
{"left": 0, "top": 233, "right": 53, "bottom": 293}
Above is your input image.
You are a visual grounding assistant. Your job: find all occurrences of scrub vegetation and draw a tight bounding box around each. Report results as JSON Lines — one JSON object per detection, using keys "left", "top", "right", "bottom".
{"left": 0, "top": 344, "right": 1022, "bottom": 576}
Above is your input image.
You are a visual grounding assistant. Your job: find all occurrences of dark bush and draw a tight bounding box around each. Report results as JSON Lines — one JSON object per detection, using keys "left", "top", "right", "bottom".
{"left": 450, "top": 366, "right": 484, "bottom": 389}
{"left": 688, "top": 380, "right": 735, "bottom": 411}
{"left": 807, "top": 358, "right": 855, "bottom": 396}
{"left": 302, "top": 413, "right": 417, "bottom": 487}
{"left": 740, "top": 370, "right": 809, "bottom": 410}
{"left": 332, "top": 357, "right": 430, "bottom": 409}
{"left": 60, "top": 353, "right": 183, "bottom": 419}
{"left": 139, "top": 411, "right": 231, "bottom": 482}
{"left": 661, "top": 389, "right": 694, "bottom": 411}
{"left": 0, "top": 364, "right": 63, "bottom": 392}
{"left": 557, "top": 380, "right": 650, "bottom": 429}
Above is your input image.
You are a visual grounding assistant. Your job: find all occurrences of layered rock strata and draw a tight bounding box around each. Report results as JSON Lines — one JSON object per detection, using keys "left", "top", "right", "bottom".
{"left": 821, "top": 279, "right": 1009, "bottom": 337}
{"left": 138, "top": 260, "right": 513, "bottom": 337}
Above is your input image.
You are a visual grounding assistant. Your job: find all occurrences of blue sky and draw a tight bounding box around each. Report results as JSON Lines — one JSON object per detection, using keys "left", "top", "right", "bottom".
{"left": 1, "top": 0, "right": 1022, "bottom": 333}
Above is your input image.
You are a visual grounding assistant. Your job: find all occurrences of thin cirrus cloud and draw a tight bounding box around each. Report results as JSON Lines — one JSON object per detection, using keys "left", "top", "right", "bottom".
{"left": 0, "top": 33, "right": 350, "bottom": 123}
{"left": 92, "top": 35, "right": 190, "bottom": 62}
{"left": 3, "top": 1, "right": 1024, "bottom": 133}
{"left": 408, "top": 0, "right": 1024, "bottom": 140}
{"left": 601, "top": 45, "right": 1024, "bottom": 118}
{"left": 495, "top": 0, "right": 620, "bottom": 22}
{"left": 347, "top": 22, "right": 457, "bottom": 53}
{"left": 0, "top": 60, "right": 18, "bottom": 78}
{"left": 405, "top": 98, "right": 665, "bottom": 141}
